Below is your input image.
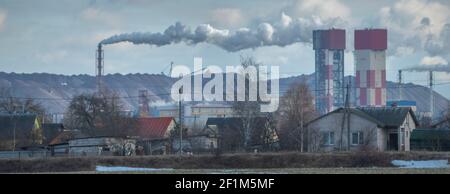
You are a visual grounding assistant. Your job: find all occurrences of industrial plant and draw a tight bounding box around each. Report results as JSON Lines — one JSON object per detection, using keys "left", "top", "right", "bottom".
{"left": 2, "top": 0, "right": 450, "bottom": 175}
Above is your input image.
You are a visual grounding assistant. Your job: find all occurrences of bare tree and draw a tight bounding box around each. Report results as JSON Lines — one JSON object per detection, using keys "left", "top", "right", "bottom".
{"left": 358, "top": 127, "right": 377, "bottom": 152}
{"left": 0, "top": 87, "right": 47, "bottom": 116}
{"left": 277, "top": 80, "right": 317, "bottom": 152}
{"left": 63, "top": 91, "right": 137, "bottom": 137}
{"left": 232, "top": 56, "right": 262, "bottom": 150}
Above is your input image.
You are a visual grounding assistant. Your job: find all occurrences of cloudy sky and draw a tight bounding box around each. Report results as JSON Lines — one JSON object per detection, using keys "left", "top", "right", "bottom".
{"left": 1, "top": 0, "right": 450, "bottom": 96}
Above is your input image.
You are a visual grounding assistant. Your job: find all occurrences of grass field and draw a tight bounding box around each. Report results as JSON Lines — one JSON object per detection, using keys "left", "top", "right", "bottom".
{"left": 2, "top": 152, "right": 450, "bottom": 173}
{"left": 88, "top": 168, "right": 450, "bottom": 174}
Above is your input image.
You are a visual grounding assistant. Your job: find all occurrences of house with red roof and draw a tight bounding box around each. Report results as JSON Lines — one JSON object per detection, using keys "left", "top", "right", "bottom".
{"left": 136, "top": 117, "right": 176, "bottom": 155}
{"left": 137, "top": 117, "right": 176, "bottom": 139}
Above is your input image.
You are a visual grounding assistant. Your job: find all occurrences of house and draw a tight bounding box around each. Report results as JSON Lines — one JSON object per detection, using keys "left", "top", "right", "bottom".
{"left": 136, "top": 117, "right": 176, "bottom": 155}
{"left": 41, "top": 123, "right": 65, "bottom": 144}
{"left": 306, "top": 107, "right": 418, "bottom": 152}
{"left": 411, "top": 128, "right": 450, "bottom": 151}
{"left": 48, "top": 129, "right": 87, "bottom": 156}
{"left": 153, "top": 102, "right": 235, "bottom": 130}
{"left": 187, "top": 126, "right": 219, "bottom": 153}
{"left": 205, "top": 117, "right": 279, "bottom": 152}
{"left": 0, "top": 114, "right": 43, "bottom": 150}
{"left": 68, "top": 136, "right": 136, "bottom": 156}
{"left": 431, "top": 117, "right": 450, "bottom": 129}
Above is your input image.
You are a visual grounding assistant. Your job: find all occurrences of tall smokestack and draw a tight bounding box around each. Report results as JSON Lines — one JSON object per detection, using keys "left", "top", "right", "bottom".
{"left": 429, "top": 70, "right": 434, "bottom": 120}
{"left": 96, "top": 43, "right": 104, "bottom": 94}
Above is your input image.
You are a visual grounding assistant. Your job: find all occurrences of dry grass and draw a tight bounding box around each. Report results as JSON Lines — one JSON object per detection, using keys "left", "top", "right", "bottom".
{"left": 1, "top": 151, "right": 450, "bottom": 173}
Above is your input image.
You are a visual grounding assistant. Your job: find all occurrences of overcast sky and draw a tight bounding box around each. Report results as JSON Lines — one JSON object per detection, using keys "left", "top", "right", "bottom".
{"left": 1, "top": 0, "right": 450, "bottom": 97}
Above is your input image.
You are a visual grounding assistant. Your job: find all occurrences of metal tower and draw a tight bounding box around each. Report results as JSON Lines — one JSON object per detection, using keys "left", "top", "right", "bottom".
{"left": 313, "top": 29, "right": 346, "bottom": 115}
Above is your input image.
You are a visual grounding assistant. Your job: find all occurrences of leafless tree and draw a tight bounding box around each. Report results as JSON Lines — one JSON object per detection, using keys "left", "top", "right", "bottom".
{"left": 358, "top": 127, "right": 378, "bottom": 152}
{"left": 307, "top": 127, "right": 322, "bottom": 152}
{"left": 0, "top": 87, "right": 47, "bottom": 116}
{"left": 277, "top": 80, "right": 317, "bottom": 152}
{"left": 63, "top": 91, "right": 137, "bottom": 137}
{"left": 232, "top": 56, "right": 262, "bottom": 150}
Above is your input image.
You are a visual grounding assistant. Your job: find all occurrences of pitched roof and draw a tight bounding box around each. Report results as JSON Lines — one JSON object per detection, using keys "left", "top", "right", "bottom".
{"left": 307, "top": 107, "right": 419, "bottom": 128}
{"left": 41, "top": 123, "right": 64, "bottom": 143}
{"left": 431, "top": 118, "right": 450, "bottom": 128}
{"left": 206, "top": 117, "right": 274, "bottom": 146}
{"left": 137, "top": 117, "right": 175, "bottom": 139}
{"left": 48, "top": 130, "right": 88, "bottom": 145}
{"left": 0, "top": 114, "right": 37, "bottom": 138}
{"left": 357, "top": 107, "right": 419, "bottom": 127}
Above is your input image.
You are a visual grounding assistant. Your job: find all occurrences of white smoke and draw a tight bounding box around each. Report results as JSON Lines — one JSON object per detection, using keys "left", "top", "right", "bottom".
{"left": 405, "top": 56, "right": 450, "bottom": 72}
{"left": 421, "top": 56, "right": 448, "bottom": 66}
{"left": 100, "top": 13, "right": 345, "bottom": 52}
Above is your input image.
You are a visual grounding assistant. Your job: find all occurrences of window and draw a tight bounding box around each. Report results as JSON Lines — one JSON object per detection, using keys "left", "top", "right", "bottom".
{"left": 351, "top": 132, "right": 364, "bottom": 145}
{"left": 323, "top": 132, "right": 335, "bottom": 145}
{"left": 333, "top": 52, "right": 341, "bottom": 60}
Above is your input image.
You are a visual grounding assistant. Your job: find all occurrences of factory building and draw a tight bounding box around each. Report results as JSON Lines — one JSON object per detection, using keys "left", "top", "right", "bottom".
{"left": 354, "top": 29, "right": 387, "bottom": 107}
{"left": 313, "top": 29, "right": 346, "bottom": 114}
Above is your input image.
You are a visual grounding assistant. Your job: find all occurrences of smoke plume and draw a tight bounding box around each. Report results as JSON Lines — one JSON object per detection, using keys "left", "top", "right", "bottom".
{"left": 100, "top": 13, "right": 344, "bottom": 52}
{"left": 404, "top": 56, "right": 450, "bottom": 72}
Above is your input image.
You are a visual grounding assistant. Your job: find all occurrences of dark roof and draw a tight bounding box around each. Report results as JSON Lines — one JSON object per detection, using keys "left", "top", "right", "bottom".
{"left": 431, "top": 118, "right": 450, "bottom": 128}
{"left": 48, "top": 130, "right": 88, "bottom": 145}
{"left": 357, "top": 107, "right": 419, "bottom": 128}
{"left": 41, "top": 123, "right": 64, "bottom": 144}
{"left": 206, "top": 117, "right": 273, "bottom": 146}
{"left": 137, "top": 117, "right": 175, "bottom": 139}
{"left": 307, "top": 107, "right": 419, "bottom": 128}
{"left": 0, "top": 114, "right": 38, "bottom": 138}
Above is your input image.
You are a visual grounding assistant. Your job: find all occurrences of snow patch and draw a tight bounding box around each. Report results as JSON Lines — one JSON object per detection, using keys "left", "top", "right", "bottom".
{"left": 391, "top": 160, "right": 450, "bottom": 168}
{"left": 96, "top": 166, "right": 173, "bottom": 172}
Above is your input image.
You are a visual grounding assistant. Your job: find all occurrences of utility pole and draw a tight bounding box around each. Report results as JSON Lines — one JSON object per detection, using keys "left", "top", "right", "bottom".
{"left": 345, "top": 81, "right": 351, "bottom": 150}
{"left": 429, "top": 71, "right": 434, "bottom": 121}
{"left": 179, "top": 88, "right": 183, "bottom": 156}
{"left": 398, "top": 70, "right": 402, "bottom": 100}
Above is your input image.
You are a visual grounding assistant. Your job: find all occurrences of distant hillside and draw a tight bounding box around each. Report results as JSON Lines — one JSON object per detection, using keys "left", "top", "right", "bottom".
{"left": 0, "top": 72, "right": 448, "bottom": 118}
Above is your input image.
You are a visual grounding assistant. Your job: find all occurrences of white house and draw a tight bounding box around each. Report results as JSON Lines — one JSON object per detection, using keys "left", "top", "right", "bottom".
{"left": 306, "top": 107, "right": 419, "bottom": 152}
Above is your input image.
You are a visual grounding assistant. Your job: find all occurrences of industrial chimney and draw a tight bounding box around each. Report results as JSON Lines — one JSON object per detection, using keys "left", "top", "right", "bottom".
{"left": 96, "top": 43, "right": 104, "bottom": 94}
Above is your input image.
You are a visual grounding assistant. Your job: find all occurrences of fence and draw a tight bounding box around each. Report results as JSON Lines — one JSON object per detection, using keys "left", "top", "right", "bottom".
{"left": 0, "top": 150, "right": 51, "bottom": 159}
